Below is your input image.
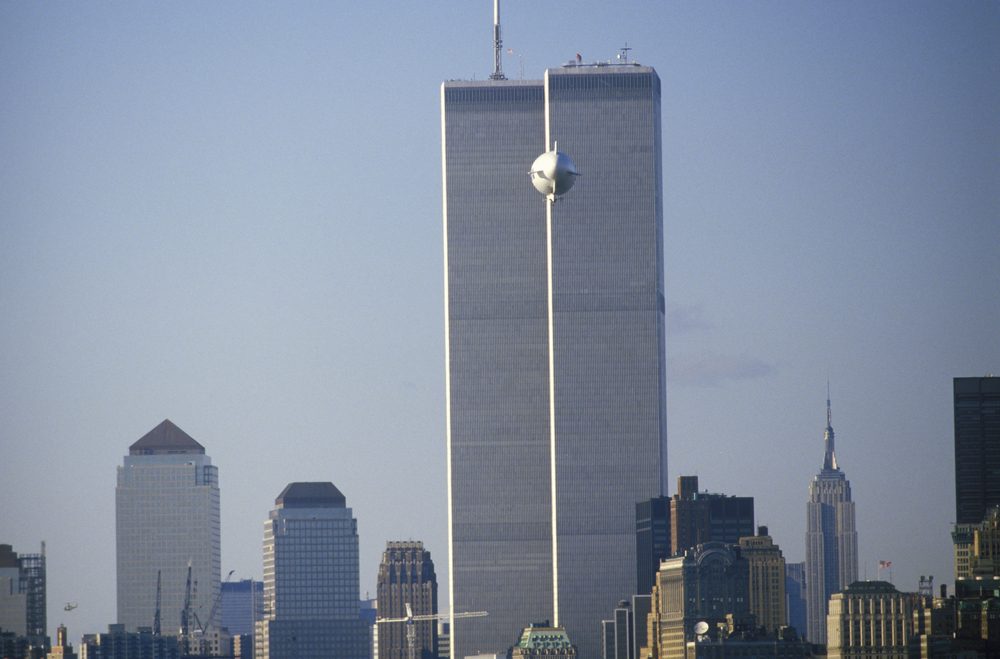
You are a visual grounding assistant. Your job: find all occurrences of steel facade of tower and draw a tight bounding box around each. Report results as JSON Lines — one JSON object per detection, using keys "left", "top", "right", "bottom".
{"left": 442, "top": 63, "right": 666, "bottom": 659}
{"left": 115, "top": 419, "right": 221, "bottom": 635}
{"left": 804, "top": 400, "right": 858, "bottom": 644}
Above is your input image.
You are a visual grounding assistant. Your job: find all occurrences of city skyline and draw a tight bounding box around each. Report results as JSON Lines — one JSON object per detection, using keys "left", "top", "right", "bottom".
{"left": 1, "top": 1, "right": 997, "bottom": 644}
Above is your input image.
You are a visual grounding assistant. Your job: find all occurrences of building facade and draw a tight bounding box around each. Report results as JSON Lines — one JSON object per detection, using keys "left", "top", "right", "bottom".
{"left": 636, "top": 478, "right": 754, "bottom": 598}
{"left": 804, "top": 396, "right": 858, "bottom": 644}
{"left": 647, "top": 542, "right": 751, "bottom": 659}
{"left": 0, "top": 543, "right": 46, "bottom": 649}
{"left": 826, "top": 581, "right": 918, "bottom": 659}
{"left": 952, "top": 376, "right": 1000, "bottom": 582}
{"left": 443, "top": 59, "right": 666, "bottom": 659}
{"left": 376, "top": 541, "right": 438, "bottom": 659}
{"left": 79, "top": 625, "right": 180, "bottom": 659}
{"left": 784, "top": 562, "right": 807, "bottom": 638}
{"left": 738, "top": 527, "right": 787, "bottom": 635}
{"left": 255, "top": 482, "right": 368, "bottom": 659}
{"left": 115, "top": 419, "right": 220, "bottom": 634}
{"left": 509, "top": 623, "right": 577, "bottom": 659}
{"left": 221, "top": 579, "right": 264, "bottom": 637}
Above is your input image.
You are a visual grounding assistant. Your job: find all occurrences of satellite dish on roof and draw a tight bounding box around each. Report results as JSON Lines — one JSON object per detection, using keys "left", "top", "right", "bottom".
{"left": 694, "top": 621, "right": 709, "bottom": 636}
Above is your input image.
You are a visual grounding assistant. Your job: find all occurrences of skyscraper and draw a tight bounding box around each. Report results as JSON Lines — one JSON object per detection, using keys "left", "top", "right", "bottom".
{"left": 442, "top": 49, "right": 666, "bottom": 659}
{"left": 952, "top": 376, "right": 1000, "bottom": 581}
{"left": 255, "top": 482, "right": 368, "bottom": 659}
{"left": 115, "top": 419, "right": 220, "bottom": 634}
{"left": 738, "top": 527, "right": 787, "bottom": 635}
{"left": 377, "top": 541, "right": 438, "bottom": 659}
{"left": 804, "top": 394, "right": 858, "bottom": 644}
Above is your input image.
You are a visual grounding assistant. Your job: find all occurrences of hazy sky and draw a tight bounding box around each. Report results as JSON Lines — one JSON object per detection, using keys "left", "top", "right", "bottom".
{"left": 2, "top": 1, "right": 997, "bottom": 642}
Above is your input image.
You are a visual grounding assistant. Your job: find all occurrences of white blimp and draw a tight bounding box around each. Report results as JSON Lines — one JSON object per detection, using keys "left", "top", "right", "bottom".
{"left": 529, "top": 143, "right": 579, "bottom": 202}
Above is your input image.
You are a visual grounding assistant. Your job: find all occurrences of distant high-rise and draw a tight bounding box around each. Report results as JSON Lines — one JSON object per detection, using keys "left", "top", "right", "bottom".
{"left": 376, "top": 541, "right": 438, "bottom": 659}
{"left": 255, "top": 482, "right": 368, "bottom": 659}
{"left": 115, "top": 419, "right": 220, "bottom": 634}
{"left": 953, "top": 376, "right": 1000, "bottom": 525}
{"left": 784, "top": 562, "right": 807, "bottom": 637}
{"left": 442, "top": 48, "right": 667, "bottom": 659}
{"left": 0, "top": 543, "right": 46, "bottom": 649}
{"left": 221, "top": 580, "right": 264, "bottom": 637}
{"left": 804, "top": 394, "right": 858, "bottom": 644}
{"left": 635, "top": 477, "right": 754, "bottom": 596}
{"left": 738, "top": 527, "right": 787, "bottom": 635}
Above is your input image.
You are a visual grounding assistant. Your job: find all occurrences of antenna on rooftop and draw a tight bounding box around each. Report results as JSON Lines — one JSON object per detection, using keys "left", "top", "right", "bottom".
{"left": 490, "top": 0, "right": 506, "bottom": 80}
{"left": 617, "top": 43, "right": 632, "bottom": 63}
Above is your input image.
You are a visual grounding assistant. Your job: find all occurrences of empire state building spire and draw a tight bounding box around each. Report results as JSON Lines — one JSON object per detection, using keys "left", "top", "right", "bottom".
{"left": 823, "top": 383, "right": 839, "bottom": 471}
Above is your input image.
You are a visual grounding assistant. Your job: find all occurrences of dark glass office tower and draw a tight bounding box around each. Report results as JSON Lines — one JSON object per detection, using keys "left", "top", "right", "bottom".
{"left": 442, "top": 62, "right": 666, "bottom": 659}
{"left": 954, "top": 376, "right": 1000, "bottom": 525}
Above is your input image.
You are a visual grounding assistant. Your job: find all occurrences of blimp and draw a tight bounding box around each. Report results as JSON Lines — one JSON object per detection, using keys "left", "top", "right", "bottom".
{"left": 529, "top": 143, "right": 579, "bottom": 203}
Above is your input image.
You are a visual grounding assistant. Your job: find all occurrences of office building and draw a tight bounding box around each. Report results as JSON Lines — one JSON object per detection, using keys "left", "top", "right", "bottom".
{"left": 79, "top": 625, "right": 180, "bottom": 659}
{"left": 509, "top": 623, "right": 577, "bottom": 659}
{"left": 646, "top": 542, "right": 750, "bottom": 659}
{"left": 784, "top": 562, "right": 807, "bottom": 638}
{"left": 46, "top": 625, "right": 77, "bottom": 659}
{"left": 0, "top": 543, "right": 46, "bottom": 650}
{"left": 377, "top": 541, "right": 437, "bottom": 659}
{"left": 255, "top": 482, "right": 368, "bottom": 659}
{"left": 952, "top": 376, "right": 1000, "bottom": 582}
{"left": 443, "top": 46, "right": 666, "bottom": 658}
{"left": 738, "top": 527, "right": 787, "bottom": 635}
{"left": 804, "top": 395, "right": 858, "bottom": 644}
{"left": 954, "top": 376, "right": 1000, "bottom": 525}
{"left": 826, "top": 581, "right": 918, "bottom": 659}
{"left": 221, "top": 579, "right": 264, "bottom": 637}
{"left": 636, "top": 477, "right": 754, "bottom": 596}
{"left": 115, "top": 419, "right": 220, "bottom": 634}
{"left": 601, "top": 600, "right": 633, "bottom": 659}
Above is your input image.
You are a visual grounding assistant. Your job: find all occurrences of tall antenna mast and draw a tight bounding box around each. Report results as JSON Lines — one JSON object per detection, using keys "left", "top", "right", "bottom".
{"left": 490, "top": 0, "right": 506, "bottom": 80}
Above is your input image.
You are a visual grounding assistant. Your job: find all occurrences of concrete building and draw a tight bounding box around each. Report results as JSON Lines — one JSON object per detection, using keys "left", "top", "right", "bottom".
{"left": 804, "top": 395, "right": 858, "bottom": 644}
{"left": 442, "top": 45, "right": 667, "bottom": 659}
{"left": 636, "top": 478, "right": 754, "bottom": 598}
{"left": 601, "top": 600, "right": 633, "bottom": 659}
{"left": 508, "top": 623, "right": 576, "bottom": 659}
{"left": 115, "top": 420, "right": 220, "bottom": 634}
{"left": 646, "top": 542, "right": 751, "bottom": 659}
{"left": 738, "top": 527, "right": 787, "bottom": 635}
{"left": 826, "top": 581, "right": 918, "bottom": 659}
{"left": 0, "top": 542, "right": 46, "bottom": 651}
{"left": 376, "top": 541, "right": 438, "bottom": 659}
{"left": 46, "top": 625, "right": 77, "bottom": 659}
{"left": 255, "top": 482, "right": 368, "bottom": 659}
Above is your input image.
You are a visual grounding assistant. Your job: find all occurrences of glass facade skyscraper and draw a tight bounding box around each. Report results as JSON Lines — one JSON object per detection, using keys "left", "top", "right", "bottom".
{"left": 804, "top": 397, "right": 858, "bottom": 644}
{"left": 115, "top": 419, "right": 220, "bottom": 635}
{"left": 442, "top": 62, "right": 666, "bottom": 659}
{"left": 255, "top": 482, "right": 368, "bottom": 659}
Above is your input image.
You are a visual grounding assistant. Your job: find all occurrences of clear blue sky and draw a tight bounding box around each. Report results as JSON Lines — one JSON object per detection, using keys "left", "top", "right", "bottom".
{"left": 1, "top": 1, "right": 997, "bottom": 641}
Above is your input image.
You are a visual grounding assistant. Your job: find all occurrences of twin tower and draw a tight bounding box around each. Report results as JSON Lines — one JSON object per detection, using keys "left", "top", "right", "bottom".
{"left": 442, "top": 61, "right": 667, "bottom": 659}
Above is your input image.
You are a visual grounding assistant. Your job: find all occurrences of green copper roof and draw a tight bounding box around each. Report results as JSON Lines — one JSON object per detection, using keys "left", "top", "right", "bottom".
{"left": 515, "top": 625, "right": 573, "bottom": 649}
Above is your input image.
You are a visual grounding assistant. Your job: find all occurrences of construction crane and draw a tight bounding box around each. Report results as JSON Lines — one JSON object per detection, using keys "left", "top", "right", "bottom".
{"left": 153, "top": 570, "right": 162, "bottom": 636}
{"left": 189, "top": 568, "right": 235, "bottom": 655}
{"left": 377, "top": 604, "right": 487, "bottom": 659}
{"left": 180, "top": 562, "right": 193, "bottom": 654}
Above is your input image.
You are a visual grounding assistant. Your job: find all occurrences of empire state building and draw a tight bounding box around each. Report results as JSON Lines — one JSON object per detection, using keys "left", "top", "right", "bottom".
{"left": 804, "top": 392, "right": 858, "bottom": 643}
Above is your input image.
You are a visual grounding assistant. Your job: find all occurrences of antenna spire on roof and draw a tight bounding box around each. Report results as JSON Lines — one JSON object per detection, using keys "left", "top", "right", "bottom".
{"left": 490, "top": 0, "right": 506, "bottom": 80}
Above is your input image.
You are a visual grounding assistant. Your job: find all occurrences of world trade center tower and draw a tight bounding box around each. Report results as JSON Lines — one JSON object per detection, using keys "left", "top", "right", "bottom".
{"left": 441, "top": 58, "right": 666, "bottom": 659}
